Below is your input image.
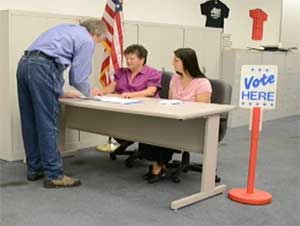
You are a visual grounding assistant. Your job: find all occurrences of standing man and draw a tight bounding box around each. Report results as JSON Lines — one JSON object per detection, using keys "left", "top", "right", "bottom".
{"left": 17, "top": 19, "right": 107, "bottom": 188}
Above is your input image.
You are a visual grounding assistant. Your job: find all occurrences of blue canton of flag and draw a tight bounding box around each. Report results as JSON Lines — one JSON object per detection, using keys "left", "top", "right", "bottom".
{"left": 113, "top": 0, "right": 123, "bottom": 12}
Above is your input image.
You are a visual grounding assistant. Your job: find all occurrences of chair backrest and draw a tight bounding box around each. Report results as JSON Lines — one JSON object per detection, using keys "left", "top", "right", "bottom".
{"left": 158, "top": 72, "right": 232, "bottom": 142}
{"left": 208, "top": 79, "right": 232, "bottom": 142}
{"left": 208, "top": 79, "right": 232, "bottom": 106}
{"left": 159, "top": 70, "right": 173, "bottom": 99}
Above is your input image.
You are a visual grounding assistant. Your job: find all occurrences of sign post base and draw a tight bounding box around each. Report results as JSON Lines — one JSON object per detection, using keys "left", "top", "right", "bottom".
{"left": 228, "top": 188, "right": 272, "bottom": 205}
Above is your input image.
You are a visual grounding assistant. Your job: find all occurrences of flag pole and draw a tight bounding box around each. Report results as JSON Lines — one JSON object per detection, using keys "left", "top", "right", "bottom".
{"left": 96, "top": 0, "right": 124, "bottom": 153}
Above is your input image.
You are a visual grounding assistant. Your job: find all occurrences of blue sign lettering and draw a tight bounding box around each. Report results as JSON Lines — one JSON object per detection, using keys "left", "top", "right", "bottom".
{"left": 267, "top": 92, "right": 275, "bottom": 101}
{"left": 244, "top": 74, "right": 276, "bottom": 89}
{"left": 241, "top": 91, "right": 275, "bottom": 101}
{"left": 241, "top": 91, "right": 251, "bottom": 99}
{"left": 250, "top": 91, "right": 259, "bottom": 100}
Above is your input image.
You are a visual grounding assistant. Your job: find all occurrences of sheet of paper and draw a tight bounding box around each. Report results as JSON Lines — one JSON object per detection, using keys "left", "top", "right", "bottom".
{"left": 159, "top": 99, "right": 183, "bottom": 105}
{"left": 93, "top": 96, "right": 142, "bottom": 104}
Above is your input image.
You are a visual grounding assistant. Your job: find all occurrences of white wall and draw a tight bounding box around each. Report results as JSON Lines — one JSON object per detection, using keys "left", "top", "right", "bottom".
{"left": 0, "top": 0, "right": 106, "bottom": 18}
{"left": 0, "top": 0, "right": 201, "bottom": 25}
{"left": 281, "top": 0, "right": 300, "bottom": 50}
{"left": 0, "top": 0, "right": 285, "bottom": 49}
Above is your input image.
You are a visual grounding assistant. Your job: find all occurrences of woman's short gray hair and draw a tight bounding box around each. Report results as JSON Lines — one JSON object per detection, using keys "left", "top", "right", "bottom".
{"left": 80, "top": 19, "right": 107, "bottom": 38}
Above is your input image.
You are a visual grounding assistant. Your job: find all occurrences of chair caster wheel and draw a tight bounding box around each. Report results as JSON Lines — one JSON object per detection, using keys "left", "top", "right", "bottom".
{"left": 110, "top": 153, "right": 117, "bottom": 160}
{"left": 183, "top": 168, "right": 189, "bottom": 173}
{"left": 215, "top": 175, "right": 221, "bottom": 183}
{"left": 125, "top": 159, "right": 133, "bottom": 168}
{"left": 171, "top": 177, "right": 181, "bottom": 183}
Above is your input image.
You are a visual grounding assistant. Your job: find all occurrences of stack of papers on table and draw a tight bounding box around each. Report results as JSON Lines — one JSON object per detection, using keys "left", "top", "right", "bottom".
{"left": 93, "top": 96, "right": 142, "bottom": 104}
{"left": 159, "top": 99, "right": 183, "bottom": 105}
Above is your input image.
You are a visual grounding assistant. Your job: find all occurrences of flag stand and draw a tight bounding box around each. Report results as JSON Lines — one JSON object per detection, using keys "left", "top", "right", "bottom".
{"left": 96, "top": 137, "right": 120, "bottom": 153}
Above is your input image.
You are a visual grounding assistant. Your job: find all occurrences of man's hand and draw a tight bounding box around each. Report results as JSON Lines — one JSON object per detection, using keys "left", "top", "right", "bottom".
{"left": 92, "top": 88, "right": 105, "bottom": 96}
{"left": 120, "top": 92, "right": 135, "bottom": 99}
{"left": 61, "top": 91, "right": 83, "bottom": 98}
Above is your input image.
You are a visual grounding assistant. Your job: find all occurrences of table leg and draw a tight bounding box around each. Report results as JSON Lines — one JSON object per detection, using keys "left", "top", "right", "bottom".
{"left": 171, "top": 114, "right": 226, "bottom": 210}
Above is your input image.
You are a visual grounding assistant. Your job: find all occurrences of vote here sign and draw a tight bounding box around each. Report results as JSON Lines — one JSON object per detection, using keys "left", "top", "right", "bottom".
{"left": 240, "top": 65, "right": 277, "bottom": 109}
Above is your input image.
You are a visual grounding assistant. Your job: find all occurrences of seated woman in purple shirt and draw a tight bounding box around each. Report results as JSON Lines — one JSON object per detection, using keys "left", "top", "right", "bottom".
{"left": 140, "top": 48, "right": 212, "bottom": 183}
{"left": 93, "top": 44, "right": 162, "bottom": 152}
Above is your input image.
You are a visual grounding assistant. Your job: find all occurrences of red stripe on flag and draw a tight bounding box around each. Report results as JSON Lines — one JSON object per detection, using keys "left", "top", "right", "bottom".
{"left": 111, "top": 43, "right": 120, "bottom": 70}
{"left": 115, "top": 13, "right": 124, "bottom": 56}
{"left": 105, "top": 4, "right": 115, "bottom": 18}
{"left": 101, "top": 57, "right": 110, "bottom": 71}
{"left": 102, "top": 18, "right": 113, "bottom": 36}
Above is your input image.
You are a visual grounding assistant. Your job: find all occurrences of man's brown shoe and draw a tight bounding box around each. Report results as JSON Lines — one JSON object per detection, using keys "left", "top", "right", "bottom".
{"left": 44, "top": 175, "right": 81, "bottom": 188}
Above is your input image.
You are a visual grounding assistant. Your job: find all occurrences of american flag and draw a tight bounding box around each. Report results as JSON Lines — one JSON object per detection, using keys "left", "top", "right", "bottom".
{"left": 100, "top": 0, "right": 124, "bottom": 86}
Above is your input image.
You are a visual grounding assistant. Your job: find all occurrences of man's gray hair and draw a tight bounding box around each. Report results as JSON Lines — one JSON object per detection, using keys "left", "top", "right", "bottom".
{"left": 80, "top": 19, "right": 107, "bottom": 37}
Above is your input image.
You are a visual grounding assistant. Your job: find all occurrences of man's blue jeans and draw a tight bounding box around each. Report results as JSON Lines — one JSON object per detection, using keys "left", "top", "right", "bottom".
{"left": 17, "top": 55, "right": 65, "bottom": 180}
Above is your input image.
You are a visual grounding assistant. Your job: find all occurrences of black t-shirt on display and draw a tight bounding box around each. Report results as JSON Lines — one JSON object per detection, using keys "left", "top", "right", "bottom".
{"left": 200, "top": 0, "right": 230, "bottom": 28}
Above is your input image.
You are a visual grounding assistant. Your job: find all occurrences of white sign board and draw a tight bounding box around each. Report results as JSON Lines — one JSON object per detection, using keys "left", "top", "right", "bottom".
{"left": 240, "top": 65, "right": 277, "bottom": 109}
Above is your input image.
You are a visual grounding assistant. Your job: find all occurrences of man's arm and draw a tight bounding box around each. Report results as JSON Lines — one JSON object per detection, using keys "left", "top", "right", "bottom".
{"left": 69, "top": 41, "right": 95, "bottom": 97}
{"left": 92, "top": 81, "right": 117, "bottom": 96}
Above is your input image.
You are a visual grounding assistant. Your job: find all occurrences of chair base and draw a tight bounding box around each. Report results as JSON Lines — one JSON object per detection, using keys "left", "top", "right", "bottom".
{"left": 167, "top": 159, "right": 221, "bottom": 183}
{"left": 110, "top": 150, "right": 137, "bottom": 160}
{"left": 109, "top": 140, "right": 135, "bottom": 160}
{"left": 124, "top": 151, "right": 143, "bottom": 167}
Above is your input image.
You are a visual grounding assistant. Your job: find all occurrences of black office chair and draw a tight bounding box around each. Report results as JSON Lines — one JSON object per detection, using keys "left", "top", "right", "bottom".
{"left": 110, "top": 70, "right": 174, "bottom": 163}
{"left": 168, "top": 78, "right": 232, "bottom": 183}
{"left": 158, "top": 70, "right": 173, "bottom": 99}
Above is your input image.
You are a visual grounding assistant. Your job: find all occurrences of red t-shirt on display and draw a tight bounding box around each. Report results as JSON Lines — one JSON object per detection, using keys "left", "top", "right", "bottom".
{"left": 249, "top": 8, "right": 268, "bottom": 41}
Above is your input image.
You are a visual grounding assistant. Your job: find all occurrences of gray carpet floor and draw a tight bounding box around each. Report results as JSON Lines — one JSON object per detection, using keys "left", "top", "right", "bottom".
{"left": 0, "top": 115, "right": 299, "bottom": 226}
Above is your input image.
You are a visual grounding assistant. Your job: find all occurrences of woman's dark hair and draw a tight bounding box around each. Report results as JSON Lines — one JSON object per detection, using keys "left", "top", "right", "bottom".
{"left": 124, "top": 44, "right": 148, "bottom": 65}
{"left": 174, "top": 48, "right": 206, "bottom": 78}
